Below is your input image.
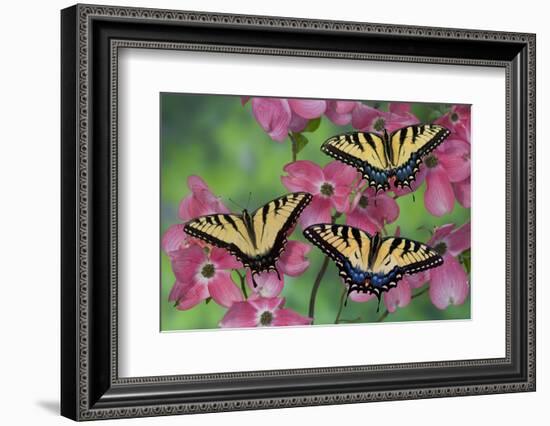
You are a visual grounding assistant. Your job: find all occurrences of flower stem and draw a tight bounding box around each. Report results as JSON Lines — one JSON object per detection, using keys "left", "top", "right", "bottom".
{"left": 308, "top": 212, "right": 341, "bottom": 322}
{"left": 235, "top": 270, "right": 248, "bottom": 299}
{"left": 334, "top": 287, "right": 347, "bottom": 324}
{"left": 289, "top": 132, "right": 297, "bottom": 162}
{"left": 376, "top": 309, "right": 389, "bottom": 322}
{"left": 308, "top": 256, "right": 329, "bottom": 322}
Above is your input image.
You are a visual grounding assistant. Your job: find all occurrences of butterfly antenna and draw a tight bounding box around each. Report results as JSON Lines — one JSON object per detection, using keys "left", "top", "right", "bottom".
{"left": 228, "top": 197, "right": 245, "bottom": 211}
{"left": 412, "top": 193, "right": 416, "bottom": 203}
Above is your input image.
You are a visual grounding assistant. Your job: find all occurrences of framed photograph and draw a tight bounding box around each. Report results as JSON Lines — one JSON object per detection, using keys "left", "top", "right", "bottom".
{"left": 61, "top": 4, "right": 536, "bottom": 421}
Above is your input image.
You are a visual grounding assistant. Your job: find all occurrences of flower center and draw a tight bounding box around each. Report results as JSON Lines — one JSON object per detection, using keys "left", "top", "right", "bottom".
{"left": 373, "top": 117, "right": 386, "bottom": 132}
{"left": 201, "top": 263, "right": 215, "bottom": 279}
{"left": 260, "top": 311, "right": 273, "bottom": 326}
{"left": 424, "top": 154, "right": 438, "bottom": 168}
{"left": 434, "top": 242, "right": 447, "bottom": 256}
{"left": 450, "top": 112, "right": 459, "bottom": 123}
{"left": 358, "top": 195, "right": 369, "bottom": 209}
{"left": 320, "top": 182, "right": 334, "bottom": 197}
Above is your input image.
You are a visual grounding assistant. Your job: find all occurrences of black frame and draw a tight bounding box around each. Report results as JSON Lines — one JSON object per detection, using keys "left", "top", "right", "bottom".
{"left": 61, "top": 4, "right": 536, "bottom": 421}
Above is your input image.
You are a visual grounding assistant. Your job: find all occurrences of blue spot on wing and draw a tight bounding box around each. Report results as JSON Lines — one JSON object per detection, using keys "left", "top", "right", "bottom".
{"left": 362, "top": 163, "right": 388, "bottom": 184}
{"left": 343, "top": 260, "right": 404, "bottom": 289}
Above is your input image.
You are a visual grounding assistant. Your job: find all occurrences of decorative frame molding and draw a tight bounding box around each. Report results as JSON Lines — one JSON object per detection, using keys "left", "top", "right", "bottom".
{"left": 61, "top": 3, "right": 536, "bottom": 421}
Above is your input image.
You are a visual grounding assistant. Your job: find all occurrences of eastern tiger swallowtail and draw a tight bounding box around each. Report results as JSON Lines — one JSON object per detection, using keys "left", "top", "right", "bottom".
{"left": 184, "top": 192, "right": 312, "bottom": 286}
{"left": 303, "top": 224, "right": 443, "bottom": 307}
{"left": 321, "top": 124, "right": 450, "bottom": 192}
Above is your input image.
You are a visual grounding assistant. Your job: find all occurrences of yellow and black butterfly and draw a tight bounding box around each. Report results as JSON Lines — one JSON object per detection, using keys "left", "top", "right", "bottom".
{"left": 303, "top": 224, "right": 443, "bottom": 307}
{"left": 184, "top": 192, "right": 312, "bottom": 286}
{"left": 321, "top": 124, "right": 450, "bottom": 192}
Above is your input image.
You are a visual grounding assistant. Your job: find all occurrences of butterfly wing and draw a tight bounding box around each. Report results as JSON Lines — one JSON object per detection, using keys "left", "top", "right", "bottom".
{"left": 321, "top": 132, "right": 391, "bottom": 192}
{"left": 389, "top": 124, "right": 450, "bottom": 188}
{"left": 184, "top": 213, "right": 257, "bottom": 264}
{"left": 303, "top": 224, "right": 374, "bottom": 294}
{"left": 248, "top": 192, "right": 313, "bottom": 272}
{"left": 369, "top": 236, "right": 443, "bottom": 294}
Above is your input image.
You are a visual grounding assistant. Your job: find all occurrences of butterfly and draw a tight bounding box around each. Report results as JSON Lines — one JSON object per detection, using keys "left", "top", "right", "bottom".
{"left": 184, "top": 192, "right": 312, "bottom": 287}
{"left": 321, "top": 124, "right": 450, "bottom": 192}
{"left": 303, "top": 224, "right": 443, "bottom": 309}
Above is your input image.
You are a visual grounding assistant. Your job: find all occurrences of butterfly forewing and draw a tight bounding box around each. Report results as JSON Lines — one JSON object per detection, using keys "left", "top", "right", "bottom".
{"left": 184, "top": 213, "right": 256, "bottom": 258}
{"left": 251, "top": 192, "right": 312, "bottom": 255}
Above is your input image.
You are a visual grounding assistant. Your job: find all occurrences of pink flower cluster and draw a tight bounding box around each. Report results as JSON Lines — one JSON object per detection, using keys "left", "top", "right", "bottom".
{"left": 246, "top": 98, "right": 471, "bottom": 216}
{"left": 162, "top": 176, "right": 312, "bottom": 328}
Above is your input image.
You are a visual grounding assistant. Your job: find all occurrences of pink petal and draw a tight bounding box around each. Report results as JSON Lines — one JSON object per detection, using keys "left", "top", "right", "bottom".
{"left": 178, "top": 176, "right": 229, "bottom": 221}
{"left": 349, "top": 290, "right": 376, "bottom": 303}
{"left": 453, "top": 178, "right": 471, "bottom": 208}
{"left": 208, "top": 271, "right": 243, "bottom": 308}
{"left": 288, "top": 111, "right": 309, "bottom": 133}
{"left": 446, "top": 222, "right": 470, "bottom": 256}
{"left": 251, "top": 98, "right": 292, "bottom": 142}
{"left": 281, "top": 160, "right": 324, "bottom": 194}
{"left": 383, "top": 280, "right": 412, "bottom": 313}
{"left": 369, "top": 193, "right": 400, "bottom": 225}
{"left": 351, "top": 103, "right": 386, "bottom": 131}
{"left": 346, "top": 208, "right": 380, "bottom": 235}
{"left": 424, "top": 167, "right": 455, "bottom": 216}
{"left": 161, "top": 223, "right": 187, "bottom": 256}
{"left": 171, "top": 244, "right": 205, "bottom": 283}
{"left": 249, "top": 296, "right": 284, "bottom": 313}
{"left": 210, "top": 247, "right": 242, "bottom": 270}
{"left": 246, "top": 270, "right": 284, "bottom": 298}
{"left": 388, "top": 102, "right": 411, "bottom": 115}
{"left": 429, "top": 255, "right": 469, "bottom": 310}
{"left": 219, "top": 301, "right": 259, "bottom": 328}
{"left": 405, "top": 271, "right": 430, "bottom": 289}
{"left": 335, "top": 101, "right": 359, "bottom": 114}
{"left": 288, "top": 99, "right": 327, "bottom": 119}
{"left": 429, "top": 223, "right": 456, "bottom": 245}
{"left": 176, "top": 282, "right": 209, "bottom": 310}
{"left": 323, "top": 161, "right": 358, "bottom": 188}
{"left": 438, "top": 138, "right": 471, "bottom": 183}
{"left": 278, "top": 240, "right": 311, "bottom": 277}
{"left": 272, "top": 308, "right": 312, "bottom": 326}
{"left": 168, "top": 280, "right": 192, "bottom": 302}
{"left": 384, "top": 112, "right": 419, "bottom": 133}
{"left": 299, "top": 195, "right": 332, "bottom": 229}
{"left": 241, "top": 96, "right": 250, "bottom": 106}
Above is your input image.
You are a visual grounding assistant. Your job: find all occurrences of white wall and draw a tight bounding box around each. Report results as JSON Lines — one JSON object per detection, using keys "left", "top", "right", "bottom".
{"left": 0, "top": 0, "right": 546, "bottom": 425}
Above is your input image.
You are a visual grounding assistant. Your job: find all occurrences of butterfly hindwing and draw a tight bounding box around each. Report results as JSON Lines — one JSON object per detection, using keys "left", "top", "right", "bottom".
{"left": 389, "top": 124, "right": 450, "bottom": 188}
{"left": 321, "top": 132, "right": 391, "bottom": 191}
{"left": 184, "top": 192, "right": 312, "bottom": 280}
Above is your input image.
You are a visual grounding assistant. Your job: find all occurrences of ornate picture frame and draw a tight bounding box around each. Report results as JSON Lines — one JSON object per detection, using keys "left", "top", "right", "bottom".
{"left": 61, "top": 4, "right": 536, "bottom": 420}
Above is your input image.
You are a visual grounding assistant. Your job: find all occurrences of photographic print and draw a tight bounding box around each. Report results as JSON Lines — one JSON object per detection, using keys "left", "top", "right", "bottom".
{"left": 160, "top": 94, "right": 471, "bottom": 331}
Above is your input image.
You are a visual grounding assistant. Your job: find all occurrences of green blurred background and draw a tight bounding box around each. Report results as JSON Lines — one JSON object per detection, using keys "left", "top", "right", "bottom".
{"left": 160, "top": 94, "right": 470, "bottom": 331}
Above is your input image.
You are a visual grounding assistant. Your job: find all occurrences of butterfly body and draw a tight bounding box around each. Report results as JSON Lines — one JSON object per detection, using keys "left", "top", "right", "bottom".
{"left": 321, "top": 124, "right": 450, "bottom": 192}
{"left": 184, "top": 192, "right": 312, "bottom": 286}
{"left": 303, "top": 224, "right": 443, "bottom": 300}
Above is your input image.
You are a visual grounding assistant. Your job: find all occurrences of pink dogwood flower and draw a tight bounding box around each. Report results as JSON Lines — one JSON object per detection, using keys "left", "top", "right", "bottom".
{"left": 169, "top": 245, "right": 243, "bottom": 310}
{"left": 351, "top": 102, "right": 419, "bottom": 133}
{"left": 325, "top": 100, "right": 359, "bottom": 125}
{"left": 423, "top": 138, "right": 471, "bottom": 216}
{"left": 245, "top": 240, "right": 312, "bottom": 297}
{"left": 435, "top": 105, "right": 471, "bottom": 142}
{"left": 162, "top": 175, "right": 229, "bottom": 257}
{"left": 248, "top": 97, "right": 327, "bottom": 142}
{"left": 281, "top": 160, "right": 357, "bottom": 228}
{"left": 453, "top": 177, "right": 471, "bottom": 208}
{"left": 346, "top": 187, "right": 400, "bottom": 234}
{"left": 219, "top": 297, "right": 312, "bottom": 328}
{"left": 427, "top": 222, "right": 470, "bottom": 309}
{"left": 178, "top": 175, "right": 229, "bottom": 221}
{"left": 383, "top": 280, "right": 412, "bottom": 313}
